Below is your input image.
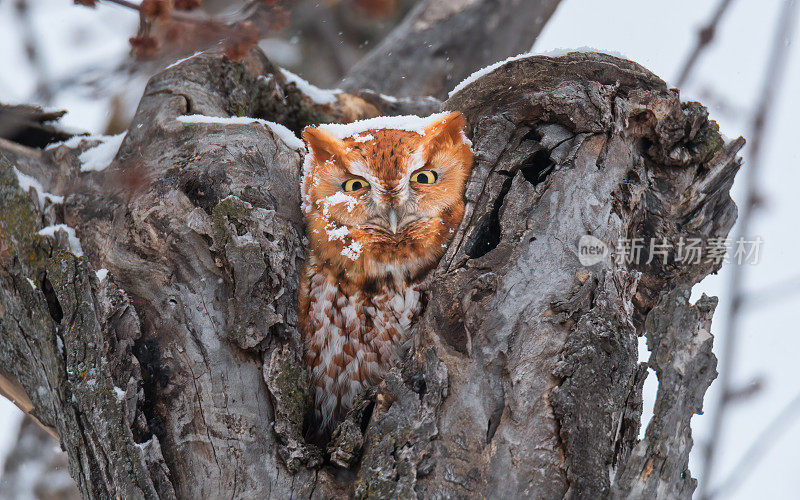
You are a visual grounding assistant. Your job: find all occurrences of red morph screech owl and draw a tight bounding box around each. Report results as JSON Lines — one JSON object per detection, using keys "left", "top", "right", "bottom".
{"left": 298, "top": 111, "right": 474, "bottom": 432}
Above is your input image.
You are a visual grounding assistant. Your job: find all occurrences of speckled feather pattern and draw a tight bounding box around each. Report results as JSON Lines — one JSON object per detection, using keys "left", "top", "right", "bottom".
{"left": 301, "top": 259, "right": 424, "bottom": 429}
{"left": 298, "top": 112, "right": 473, "bottom": 432}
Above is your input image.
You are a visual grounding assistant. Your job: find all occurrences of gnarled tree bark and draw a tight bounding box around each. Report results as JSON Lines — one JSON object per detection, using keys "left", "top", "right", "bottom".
{"left": 0, "top": 31, "right": 740, "bottom": 500}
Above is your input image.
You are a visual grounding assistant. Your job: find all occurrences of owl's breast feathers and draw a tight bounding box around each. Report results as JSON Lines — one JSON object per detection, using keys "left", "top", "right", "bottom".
{"left": 299, "top": 257, "right": 424, "bottom": 430}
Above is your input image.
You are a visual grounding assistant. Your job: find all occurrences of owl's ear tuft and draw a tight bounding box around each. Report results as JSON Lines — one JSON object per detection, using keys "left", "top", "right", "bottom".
{"left": 423, "top": 111, "right": 467, "bottom": 146}
{"left": 302, "top": 127, "right": 346, "bottom": 163}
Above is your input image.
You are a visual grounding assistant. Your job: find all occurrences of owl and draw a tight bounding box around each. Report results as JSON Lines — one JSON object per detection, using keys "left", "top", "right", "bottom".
{"left": 298, "top": 111, "right": 473, "bottom": 433}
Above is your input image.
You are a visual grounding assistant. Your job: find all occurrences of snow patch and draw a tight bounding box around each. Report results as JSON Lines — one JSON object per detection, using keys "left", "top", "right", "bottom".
{"left": 177, "top": 114, "right": 256, "bottom": 126}
{"left": 449, "top": 52, "right": 535, "bottom": 97}
{"left": 352, "top": 133, "right": 374, "bottom": 143}
{"left": 279, "top": 68, "right": 341, "bottom": 105}
{"left": 319, "top": 192, "right": 358, "bottom": 216}
{"left": 113, "top": 386, "right": 126, "bottom": 402}
{"left": 165, "top": 50, "right": 203, "bottom": 69}
{"left": 317, "top": 112, "right": 451, "bottom": 139}
{"left": 264, "top": 121, "right": 306, "bottom": 151}
{"left": 449, "top": 48, "right": 629, "bottom": 98}
{"left": 96, "top": 268, "right": 108, "bottom": 281}
{"left": 25, "top": 278, "right": 37, "bottom": 290}
{"left": 37, "top": 224, "right": 84, "bottom": 256}
{"left": 13, "top": 167, "right": 63, "bottom": 207}
{"left": 325, "top": 223, "right": 349, "bottom": 242}
{"left": 176, "top": 114, "right": 305, "bottom": 150}
{"left": 341, "top": 240, "right": 363, "bottom": 261}
{"left": 79, "top": 133, "right": 125, "bottom": 172}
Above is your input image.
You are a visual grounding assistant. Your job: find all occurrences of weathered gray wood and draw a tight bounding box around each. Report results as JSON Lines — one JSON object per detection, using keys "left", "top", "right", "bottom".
{"left": 339, "top": 0, "right": 563, "bottom": 99}
{"left": 348, "top": 52, "right": 740, "bottom": 498}
{"left": 613, "top": 289, "right": 718, "bottom": 498}
{"left": 0, "top": 49, "right": 740, "bottom": 499}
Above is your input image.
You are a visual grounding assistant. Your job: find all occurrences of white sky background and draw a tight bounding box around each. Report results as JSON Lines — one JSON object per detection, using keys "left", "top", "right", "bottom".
{"left": 0, "top": 0, "right": 798, "bottom": 497}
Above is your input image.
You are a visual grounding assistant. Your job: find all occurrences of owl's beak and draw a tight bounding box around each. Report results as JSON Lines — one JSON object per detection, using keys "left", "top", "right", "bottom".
{"left": 387, "top": 209, "right": 399, "bottom": 234}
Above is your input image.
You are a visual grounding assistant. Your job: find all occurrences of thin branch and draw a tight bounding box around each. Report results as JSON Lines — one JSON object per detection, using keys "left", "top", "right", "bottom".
{"left": 709, "top": 391, "right": 800, "bottom": 498}
{"left": 0, "top": 369, "right": 58, "bottom": 440}
{"left": 100, "top": 0, "right": 256, "bottom": 25}
{"left": 675, "top": 0, "right": 736, "bottom": 87}
{"left": 698, "top": 1, "right": 799, "bottom": 498}
{"left": 102, "top": 0, "right": 140, "bottom": 10}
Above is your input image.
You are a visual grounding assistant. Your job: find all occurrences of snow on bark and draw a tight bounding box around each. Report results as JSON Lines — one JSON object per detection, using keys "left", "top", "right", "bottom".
{"left": 315, "top": 112, "right": 451, "bottom": 138}
{"left": 77, "top": 133, "right": 125, "bottom": 172}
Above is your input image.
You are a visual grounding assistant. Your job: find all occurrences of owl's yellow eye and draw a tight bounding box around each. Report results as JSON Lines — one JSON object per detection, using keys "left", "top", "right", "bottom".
{"left": 410, "top": 170, "right": 438, "bottom": 184}
{"left": 342, "top": 178, "right": 369, "bottom": 192}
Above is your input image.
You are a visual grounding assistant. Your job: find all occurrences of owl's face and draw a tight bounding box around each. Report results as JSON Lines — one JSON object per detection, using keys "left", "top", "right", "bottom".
{"left": 301, "top": 112, "right": 473, "bottom": 283}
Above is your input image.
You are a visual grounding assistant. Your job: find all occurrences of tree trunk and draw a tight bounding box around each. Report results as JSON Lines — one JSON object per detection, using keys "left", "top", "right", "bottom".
{"left": 339, "top": 0, "right": 563, "bottom": 99}
{"left": 0, "top": 26, "right": 740, "bottom": 500}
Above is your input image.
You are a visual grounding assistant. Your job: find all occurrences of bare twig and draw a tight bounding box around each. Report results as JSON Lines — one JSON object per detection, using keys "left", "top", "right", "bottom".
{"left": 0, "top": 368, "right": 58, "bottom": 440}
{"left": 710, "top": 391, "right": 800, "bottom": 498}
{"left": 675, "top": 0, "right": 736, "bottom": 87}
{"left": 100, "top": 0, "right": 260, "bottom": 25}
{"left": 698, "top": 1, "right": 799, "bottom": 498}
